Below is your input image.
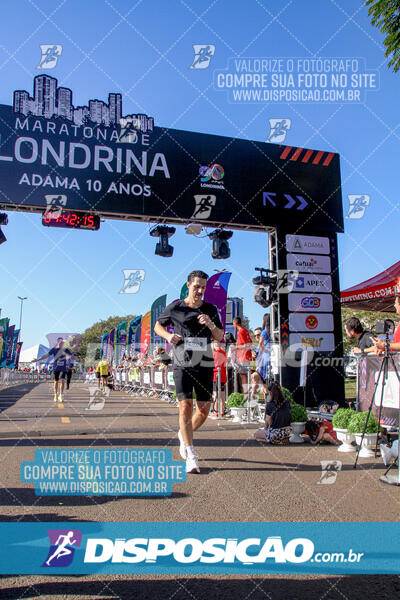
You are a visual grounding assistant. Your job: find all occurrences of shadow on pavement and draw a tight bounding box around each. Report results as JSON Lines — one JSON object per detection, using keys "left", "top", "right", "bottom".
{"left": 0, "top": 383, "right": 41, "bottom": 414}
{"left": 0, "top": 574, "right": 398, "bottom": 600}
{"left": 0, "top": 488, "right": 188, "bottom": 512}
{"left": 0, "top": 512, "right": 94, "bottom": 522}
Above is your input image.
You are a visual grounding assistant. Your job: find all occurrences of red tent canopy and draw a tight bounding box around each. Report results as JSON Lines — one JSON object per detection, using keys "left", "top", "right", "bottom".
{"left": 341, "top": 260, "right": 400, "bottom": 312}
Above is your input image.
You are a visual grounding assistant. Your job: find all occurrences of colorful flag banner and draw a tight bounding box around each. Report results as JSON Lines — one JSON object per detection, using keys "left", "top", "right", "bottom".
{"left": 127, "top": 316, "right": 141, "bottom": 356}
{"left": 0, "top": 318, "right": 9, "bottom": 367}
{"left": 8, "top": 329, "right": 20, "bottom": 368}
{"left": 204, "top": 272, "right": 231, "bottom": 331}
{"left": 15, "top": 342, "right": 23, "bottom": 369}
{"left": 115, "top": 321, "right": 127, "bottom": 365}
{"left": 4, "top": 325, "right": 15, "bottom": 368}
{"left": 140, "top": 311, "right": 151, "bottom": 355}
{"left": 151, "top": 295, "right": 167, "bottom": 347}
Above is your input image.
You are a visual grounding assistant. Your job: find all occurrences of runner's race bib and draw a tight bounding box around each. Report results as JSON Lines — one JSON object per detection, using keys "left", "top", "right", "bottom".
{"left": 184, "top": 337, "right": 207, "bottom": 352}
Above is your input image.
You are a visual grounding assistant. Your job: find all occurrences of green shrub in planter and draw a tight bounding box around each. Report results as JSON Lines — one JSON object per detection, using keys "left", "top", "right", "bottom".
{"left": 332, "top": 408, "right": 356, "bottom": 430}
{"left": 347, "top": 411, "right": 378, "bottom": 434}
{"left": 290, "top": 403, "right": 308, "bottom": 423}
{"left": 226, "top": 392, "right": 245, "bottom": 408}
{"left": 282, "top": 386, "right": 295, "bottom": 406}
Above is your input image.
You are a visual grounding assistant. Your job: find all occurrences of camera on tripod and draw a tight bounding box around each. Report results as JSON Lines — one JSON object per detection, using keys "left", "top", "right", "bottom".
{"left": 252, "top": 267, "right": 277, "bottom": 308}
{"left": 374, "top": 319, "right": 395, "bottom": 336}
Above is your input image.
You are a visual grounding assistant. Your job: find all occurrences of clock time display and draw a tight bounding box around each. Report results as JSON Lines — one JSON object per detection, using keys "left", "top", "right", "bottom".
{"left": 42, "top": 210, "right": 100, "bottom": 230}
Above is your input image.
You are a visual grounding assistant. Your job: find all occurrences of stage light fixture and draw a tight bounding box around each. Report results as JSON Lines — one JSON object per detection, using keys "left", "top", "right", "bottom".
{"left": 252, "top": 267, "right": 278, "bottom": 308}
{"left": 150, "top": 225, "right": 176, "bottom": 257}
{"left": 208, "top": 229, "right": 233, "bottom": 259}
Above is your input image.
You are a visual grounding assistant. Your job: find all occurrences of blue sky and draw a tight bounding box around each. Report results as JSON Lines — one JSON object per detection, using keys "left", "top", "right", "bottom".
{"left": 0, "top": 0, "right": 398, "bottom": 348}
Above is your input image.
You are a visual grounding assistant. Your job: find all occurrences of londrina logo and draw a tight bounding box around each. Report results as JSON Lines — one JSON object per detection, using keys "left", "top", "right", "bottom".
{"left": 199, "top": 164, "right": 225, "bottom": 182}
{"left": 301, "top": 297, "right": 320, "bottom": 309}
{"left": 42, "top": 529, "right": 82, "bottom": 567}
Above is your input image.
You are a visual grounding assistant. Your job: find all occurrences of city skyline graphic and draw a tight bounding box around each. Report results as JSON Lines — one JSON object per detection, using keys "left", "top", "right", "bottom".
{"left": 13, "top": 74, "right": 154, "bottom": 132}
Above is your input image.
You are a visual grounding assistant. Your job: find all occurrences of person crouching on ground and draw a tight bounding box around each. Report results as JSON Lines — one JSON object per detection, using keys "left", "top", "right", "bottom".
{"left": 254, "top": 380, "right": 292, "bottom": 444}
{"left": 304, "top": 420, "right": 340, "bottom": 446}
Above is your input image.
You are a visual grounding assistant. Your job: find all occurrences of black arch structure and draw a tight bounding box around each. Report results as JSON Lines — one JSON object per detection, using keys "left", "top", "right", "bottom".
{"left": 0, "top": 80, "right": 345, "bottom": 404}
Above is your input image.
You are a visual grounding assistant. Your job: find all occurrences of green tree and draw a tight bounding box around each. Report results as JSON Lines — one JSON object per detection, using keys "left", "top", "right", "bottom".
{"left": 80, "top": 315, "right": 137, "bottom": 367}
{"left": 365, "top": 0, "right": 400, "bottom": 72}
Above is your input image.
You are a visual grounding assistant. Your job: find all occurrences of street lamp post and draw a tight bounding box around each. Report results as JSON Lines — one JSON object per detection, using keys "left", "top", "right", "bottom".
{"left": 17, "top": 296, "right": 27, "bottom": 340}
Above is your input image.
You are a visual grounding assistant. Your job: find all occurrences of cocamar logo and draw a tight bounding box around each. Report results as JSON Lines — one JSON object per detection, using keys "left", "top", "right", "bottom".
{"left": 83, "top": 536, "right": 315, "bottom": 564}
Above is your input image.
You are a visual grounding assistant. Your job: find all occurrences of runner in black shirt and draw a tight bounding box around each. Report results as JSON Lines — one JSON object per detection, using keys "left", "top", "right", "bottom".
{"left": 154, "top": 270, "right": 224, "bottom": 473}
{"left": 344, "top": 317, "right": 375, "bottom": 354}
{"left": 31, "top": 337, "right": 72, "bottom": 403}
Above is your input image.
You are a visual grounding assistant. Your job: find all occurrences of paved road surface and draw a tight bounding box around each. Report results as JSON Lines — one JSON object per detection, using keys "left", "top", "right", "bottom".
{"left": 0, "top": 381, "right": 398, "bottom": 599}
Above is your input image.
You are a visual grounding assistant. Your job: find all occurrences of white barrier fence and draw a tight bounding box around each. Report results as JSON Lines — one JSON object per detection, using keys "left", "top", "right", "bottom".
{"left": 0, "top": 369, "right": 85, "bottom": 387}
{"left": 87, "top": 365, "right": 266, "bottom": 423}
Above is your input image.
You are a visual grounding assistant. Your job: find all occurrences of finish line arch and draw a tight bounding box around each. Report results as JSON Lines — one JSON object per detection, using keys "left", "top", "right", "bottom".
{"left": 0, "top": 75, "right": 345, "bottom": 404}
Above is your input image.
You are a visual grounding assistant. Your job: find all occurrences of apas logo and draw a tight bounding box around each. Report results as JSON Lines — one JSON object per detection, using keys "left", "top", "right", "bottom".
{"left": 42, "top": 529, "right": 82, "bottom": 567}
{"left": 305, "top": 315, "right": 318, "bottom": 330}
{"left": 301, "top": 297, "right": 320, "bottom": 309}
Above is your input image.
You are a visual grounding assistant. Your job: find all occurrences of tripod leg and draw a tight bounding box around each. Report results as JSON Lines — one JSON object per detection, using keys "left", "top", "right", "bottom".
{"left": 375, "top": 357, "right": 389, "bottom": 457}
{"left": 354, "top": 357, "right": 386, "bottom": 469}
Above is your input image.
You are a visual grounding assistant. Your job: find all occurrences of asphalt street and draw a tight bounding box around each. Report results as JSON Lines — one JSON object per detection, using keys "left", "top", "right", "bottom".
{"left": 0, "top": 380, "right": 398, "bottom": 599}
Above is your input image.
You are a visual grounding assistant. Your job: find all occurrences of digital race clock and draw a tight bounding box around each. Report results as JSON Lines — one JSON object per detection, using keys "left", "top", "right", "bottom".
{"left": 42, "top": 210, "right": 100, "bottom": 231}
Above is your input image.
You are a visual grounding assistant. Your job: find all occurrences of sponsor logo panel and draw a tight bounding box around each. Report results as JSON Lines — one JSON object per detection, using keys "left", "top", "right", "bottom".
{"left": 285, "top": 234, "right": 330, "bottom": 255}
{"left": 287, "top": 253, "right": 331, "bottom": 274}
{"left": 288, "top": 293, "right": 333, "bottom": 312}
{"left": 293, "top": 274, "right": 332, "bottom": 293}
{"left": 289, "top": 313, "right": 334, "bottom": 332}
{"left": 289, "top": 333, "right": 335, "bottom": 351}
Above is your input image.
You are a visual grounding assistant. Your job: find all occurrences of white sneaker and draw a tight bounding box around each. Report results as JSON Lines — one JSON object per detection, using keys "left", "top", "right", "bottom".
{"left": 58, "top": 394, "right": 64, "bottom": 403}
{"left": 186, "top": 454, "right": 200, "bottom": 474}
{"left": 178, "top": 430, "right": 187, "bottom": 460}
{"left": 53, "top": 394, "right": 58, "bottom": 403}
{"left": 380, "top": 443, "right": 392, "bottom": 466}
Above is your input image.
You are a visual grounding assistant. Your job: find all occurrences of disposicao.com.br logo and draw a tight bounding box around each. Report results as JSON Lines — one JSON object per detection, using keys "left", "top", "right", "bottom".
{"left": 81, "top": 536, "right": 363, "bottom": 566}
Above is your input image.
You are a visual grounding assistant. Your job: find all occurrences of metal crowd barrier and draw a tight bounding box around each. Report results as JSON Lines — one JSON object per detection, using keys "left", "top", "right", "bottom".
{"left": 90, "top": 364, "right": 265, "bottom": 423}
{"left": 0, "top": 369, "right": 53, "bottom": 387}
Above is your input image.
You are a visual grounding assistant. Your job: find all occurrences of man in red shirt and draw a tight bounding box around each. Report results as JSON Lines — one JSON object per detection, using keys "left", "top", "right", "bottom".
{"left": 233, "top": 317, "right": 253, "bottom": 397}
{"left": 373, "top": 290, "right": 400, "bottom": 352}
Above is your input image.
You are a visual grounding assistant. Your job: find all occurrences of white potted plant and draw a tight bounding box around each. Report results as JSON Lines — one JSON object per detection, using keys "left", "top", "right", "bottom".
{"left": 348, "top": 411, "right": 378, "bottom": 458}
{"left": 226, "top": 393, "right": 246, "bottom": 423}
{"left": 332, "top": 408, "right": 357, "bottom": 452}
{"left": 289, "top": 403, "right": 308, "bottom": 443}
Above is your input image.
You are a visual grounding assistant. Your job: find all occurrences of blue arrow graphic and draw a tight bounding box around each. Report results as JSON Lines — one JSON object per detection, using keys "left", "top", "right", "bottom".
{"left": 262, "top": 192, "right": 277, "bottom": 207}
{"left": 283, "top": 194, "right": 295, "bottom": 209}
{"left": 297, "top": 195, "right": 308, "bottom": 210}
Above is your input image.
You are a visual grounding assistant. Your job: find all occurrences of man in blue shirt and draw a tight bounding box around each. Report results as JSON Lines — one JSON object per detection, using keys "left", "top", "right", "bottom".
{"left": 32, "top": 337, "right": 72, "bottom": 403}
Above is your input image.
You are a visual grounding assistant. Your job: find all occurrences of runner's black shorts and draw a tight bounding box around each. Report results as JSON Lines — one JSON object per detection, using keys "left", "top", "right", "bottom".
{"left": 54, "top": 370, "right": 67, "bottom": 381}
{"left": 173, "top": 367, "right": 213, "bottom": 402}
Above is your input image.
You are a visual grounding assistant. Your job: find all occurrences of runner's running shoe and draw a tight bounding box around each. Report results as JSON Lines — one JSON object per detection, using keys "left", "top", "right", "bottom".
{"left": 58, "top": 394, "right": 64, "bottom": 403}
{"left": 186, "top": 454, "right": 200, "bottom": 474}
{"left": 53, "top": 394, "right": 58, "bottom": 403}
{"left": 178, "top": 430, "right": 187, "bottom": 460}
